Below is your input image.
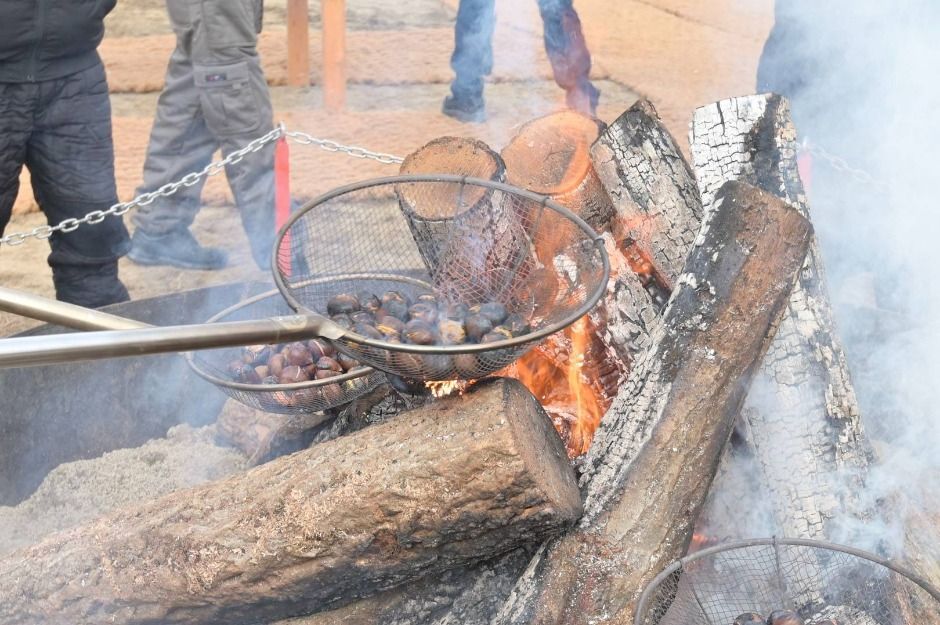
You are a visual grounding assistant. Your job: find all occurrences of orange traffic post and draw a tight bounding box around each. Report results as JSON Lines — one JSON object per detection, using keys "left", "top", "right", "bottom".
{"left": 322, "top": 0, "right": 347, "bottom": 111}
{"left": 287, "top": 0, "right": 310, "bottom": 87}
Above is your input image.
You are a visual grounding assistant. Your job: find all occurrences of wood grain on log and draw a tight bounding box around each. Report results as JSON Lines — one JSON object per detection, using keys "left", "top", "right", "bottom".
{"left": 690, "top": 94, "right": 872, "bottom": 540}
{"left": 493, "top": 181, "right": 812, "bottom": 625}
{"left": 0, "top": 378, "right": 580, "bottom": 625}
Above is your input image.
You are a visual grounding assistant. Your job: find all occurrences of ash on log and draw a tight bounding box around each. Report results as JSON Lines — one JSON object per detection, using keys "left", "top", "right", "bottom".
{"left": 689, "top": 94, "right": 873, "bottom": 540}
{"left": 0, "top": 378, "right": 581, "bottom": 625}
{"left": 493, "top": 181, "right": 812, "bottom": 625}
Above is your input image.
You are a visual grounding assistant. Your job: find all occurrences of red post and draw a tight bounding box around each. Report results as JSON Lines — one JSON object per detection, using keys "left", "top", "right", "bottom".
{"left": 275, "top": 135, "right": 292, "bottom": 276}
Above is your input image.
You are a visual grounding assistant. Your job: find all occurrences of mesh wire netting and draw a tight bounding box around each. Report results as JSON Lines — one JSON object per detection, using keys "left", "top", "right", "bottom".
{"left": 273, "top": 175, "right": 608, "bottom": 381}
{"left": 636, "top": 540, "right": 940, "bottom": 625}
{"left": 187, "top": 290, "right": 385, "bottom": 415}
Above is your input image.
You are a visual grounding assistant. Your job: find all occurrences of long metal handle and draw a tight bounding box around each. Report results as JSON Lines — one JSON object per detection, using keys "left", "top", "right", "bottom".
{"left": 0, "top": 286, "right": 149, "bottom": 331}
{"left": 0, "top": 314, "right": 337, "bottom": 369}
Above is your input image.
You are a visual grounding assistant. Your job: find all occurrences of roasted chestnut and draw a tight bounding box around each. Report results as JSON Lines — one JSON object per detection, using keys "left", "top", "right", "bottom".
{"left": 350, "top": 310, "right": 375, "bottom": 325}
{"left": 337, "top": 352, "right": 359, "bottom": 371}
{"left": 481, "top": 330, "right": 510, "bottom": 344}
{"left": 734, "top": 613, "right": 765, "bottom": 625}
{"left": 504, "top": 313, "right": 531, "bottom": 337}
{"left": 316, "top": 356, "right": 344, "bottom": 373}
{"left": 330, "top": 313, "right": 353, "bottom": 330}
{"left": 303, "top": 363, "right": 319, "bottom": 379}
{"left": 315, "top": 368, "right": 340, "bottom": 380}
{"left": 464, "top": 314, "right": 493, "bottom": 342}
{"left": 254, "top": 365, "right": 270, "bottom": 380}
{"left": 241, "top": 344, "right": 271, "bottom": 365}
{"left": 278, "top": 365, "right": 309, "bottom": 384}
{"left": 421, "top": 354, "right": 453, "bottom": 379}
{"left": 353, "top": 322, "right": 384, "bottom": 341}
{"left": 376, "top": 315, "right": 405, "bottom": 338}
{"left": 262, "top": 375, "right": 279, "bottom": 385}
{"left": 358, "top": 291, "right": 382, "bottom": 314}
{"left": 442, "top": 302, "right": 469, "bottom": 321}
{"left": 767, "top": 610, "right": 803, "bottom": 625}
{"left": 267, "top": 352, "right": 286, "bottom": 377}
{"left": 476, "top": 302, "right": 508, "bottom": 325}
{"left": 227, "top": 358, "right": 245, "bottom": 377}
{"left": 404, "top": 319, "right": 436, "bottom": 345}
{"left": 489, "top": 326, "right": 514, "bottom": 341}
{"left": 408, "top": 302, "right": 438, "bottom": 324}
{"left": 454, "top": 353, "right": 480, "bottom": 378}
{"left": 309, "top": 338, "right": 335, "bottom": 358}
{"left": 379, "top": 299, "right": 409, "bottom": 322}
{"left": 438, "top": 318, "right": 466, "bottom": 345}
{"left": 285, "top": 342, "right": 313, "bottom": 367}
{"left": 416, "top": 293, "right": 439, "bottom": 306}
{"left": 326, "top": 293, "right": 360, "bottom": 316}
{"left": 238, "top": 363, "right": 262, "bottom": 384}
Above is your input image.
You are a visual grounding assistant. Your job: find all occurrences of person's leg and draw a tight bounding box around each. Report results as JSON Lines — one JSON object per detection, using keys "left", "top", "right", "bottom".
{"left": 191, "top": 0, "right": 276, "bottom": 269}
{"left": 0, "top": 83, "right": 32, "bottom": 244}
{"left": 27, "top": 64, "right": 130, "bottom": 308}
{"left": 444, "top": 0, "right": 495, "bottom": 122}
{"left": 537, "top": 0, "right": 599, "bottom": 115}
{"left": 129, "top": 0, "right": 228, "bottom": 269}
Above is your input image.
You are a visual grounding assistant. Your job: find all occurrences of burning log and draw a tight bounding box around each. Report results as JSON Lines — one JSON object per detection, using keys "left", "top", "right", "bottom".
{"left": 592, "top": 99, "right": 704, "bottom": 285}
{"left": 492, "top": 181, "right": 813, "bottom": 625}
{"left": 689, "top": 94, "right": 873, "bottom": 540}
{"left": 0, "top": 378, "right": 581, "bottom": 625}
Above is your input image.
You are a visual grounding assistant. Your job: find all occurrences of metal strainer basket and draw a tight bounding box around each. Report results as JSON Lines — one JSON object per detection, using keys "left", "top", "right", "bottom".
{"left": 636, "top": 538, "right": 940, "bottom": 625}
{"left": 272, "top": 174, "right": 610, "bottom": 381}
{"left": 186, "top": 289, "right": 386, "bottom": 414}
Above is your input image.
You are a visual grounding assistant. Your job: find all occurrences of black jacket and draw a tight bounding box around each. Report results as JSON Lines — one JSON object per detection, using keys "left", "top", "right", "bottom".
{"left": 0, "top": 0, "right": 117, "bottom": 83}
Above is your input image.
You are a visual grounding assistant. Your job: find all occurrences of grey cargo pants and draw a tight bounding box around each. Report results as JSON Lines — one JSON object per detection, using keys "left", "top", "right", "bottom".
{"left": 133, "top": 0, "right": 275, "bottom": 268}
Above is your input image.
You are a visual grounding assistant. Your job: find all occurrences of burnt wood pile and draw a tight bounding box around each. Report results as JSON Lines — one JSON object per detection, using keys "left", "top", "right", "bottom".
{"left": 0, "top": 95, "right": 890, "bottom": 625}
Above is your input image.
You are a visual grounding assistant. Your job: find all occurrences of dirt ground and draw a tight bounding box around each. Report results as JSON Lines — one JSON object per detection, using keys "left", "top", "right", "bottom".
{"left": 0, "top": 0, "right": 773, "bottom": 336}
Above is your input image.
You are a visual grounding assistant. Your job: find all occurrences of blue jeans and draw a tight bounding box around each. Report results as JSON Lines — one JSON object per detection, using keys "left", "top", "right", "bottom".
{"left": 450, "top": 0, "right": 594, "bottom": 101}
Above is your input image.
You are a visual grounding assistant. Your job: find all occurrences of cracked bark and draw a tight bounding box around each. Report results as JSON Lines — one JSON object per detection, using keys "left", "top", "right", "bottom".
{"left": 689, "top": 93, "right": 873, "bottom": 540}
{"left": 492, "top": 181, "right": 811, "bottom": 625}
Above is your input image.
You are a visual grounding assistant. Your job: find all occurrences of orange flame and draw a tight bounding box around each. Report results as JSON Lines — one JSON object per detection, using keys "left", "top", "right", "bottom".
{"left": 426, "top": 380, "right": 470, "bottom": 398}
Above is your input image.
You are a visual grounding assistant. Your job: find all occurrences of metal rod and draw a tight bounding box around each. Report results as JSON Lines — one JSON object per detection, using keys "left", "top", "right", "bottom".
{"left": 0, "top": 315, "right": 332, "bottom": 369}
{"left": 0, "top": 286, "right": 148, "bottom": 331}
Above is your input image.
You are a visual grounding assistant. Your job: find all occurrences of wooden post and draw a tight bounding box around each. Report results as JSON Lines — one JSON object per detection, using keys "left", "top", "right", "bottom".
{"left": 322, "top": 0, "right": 347, "bottom": 110}
{"left": 286, "top": 0, "right": 310, "bottom": 87}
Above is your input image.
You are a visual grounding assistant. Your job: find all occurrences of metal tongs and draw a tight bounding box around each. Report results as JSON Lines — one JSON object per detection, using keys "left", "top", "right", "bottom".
{"left": 0, "top": 286, "right": 344, "bottom": 369}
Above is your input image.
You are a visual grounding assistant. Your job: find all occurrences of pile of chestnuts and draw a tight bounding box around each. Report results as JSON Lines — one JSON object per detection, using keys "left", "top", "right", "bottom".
{"left": 325, "top": 289, "right": 531, "bottom": 378}
{"left": 734, "top": 610, "right": 837, "bottom": 625}
{"left": 226, "top": 337, "right": 365, "bottom": 409}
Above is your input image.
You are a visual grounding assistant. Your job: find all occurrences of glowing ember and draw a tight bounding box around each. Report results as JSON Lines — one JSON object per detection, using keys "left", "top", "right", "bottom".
{"left": 426, "top": 380, "right": 470, "bottom": 398}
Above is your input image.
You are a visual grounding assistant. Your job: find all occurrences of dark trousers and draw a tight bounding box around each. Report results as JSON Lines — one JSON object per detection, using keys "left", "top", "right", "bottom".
{"left": 0, "top": 62, "right": 130, "bottom": 307}
{"left": 450, "top": 0, "right": 594, "bottom": 101}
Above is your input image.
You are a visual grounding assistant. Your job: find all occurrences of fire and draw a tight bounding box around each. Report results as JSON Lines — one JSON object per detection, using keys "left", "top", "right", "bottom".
{"left": 426, "top": 380, "right": 471, "bottom": 398}
{"left": 503, "top": 315, "right": 611, "bottom": 458}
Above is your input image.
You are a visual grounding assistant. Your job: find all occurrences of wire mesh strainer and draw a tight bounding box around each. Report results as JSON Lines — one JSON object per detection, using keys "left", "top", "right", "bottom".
{"left": 186, "top": 290, "right": 385, "bottom": 414}
{"left": 272, "top": 174, "right": 610, "bottom": 381}
{"left": 636, "top": 538, "right": 940, "bottom": 625}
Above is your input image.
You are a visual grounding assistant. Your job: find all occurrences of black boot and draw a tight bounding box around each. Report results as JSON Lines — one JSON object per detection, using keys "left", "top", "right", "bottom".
{"left": 128, "top": 228, "right": 228, "bottom": 270}
{"left": 52, "top": 261, "right": 130, "bottom": 309}
{"left": 442, "top": 93, "right": 486, "bottom": 123}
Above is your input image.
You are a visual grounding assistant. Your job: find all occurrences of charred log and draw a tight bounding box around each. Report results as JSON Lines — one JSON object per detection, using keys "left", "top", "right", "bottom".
{"left": 690, "top": 93, "right": 873, "bottom": 540}
{"left": 0, "top": 378, "right": 581, "bottom": 625}
{"left": 493, "top": 181, "right": 812, "bottom": 624}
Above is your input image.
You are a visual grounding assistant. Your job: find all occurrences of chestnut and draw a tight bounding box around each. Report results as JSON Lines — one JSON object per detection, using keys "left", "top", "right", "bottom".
{"left": 464, "top": 313, "right": 493, "bottom": 342}
{"left": 416, "top": 293, "right": 438, "bottom": 306}
{"left": 326, "top": 293, "right": 360, "bottom": 316}
{"left": 303, "top": 363, "right": 319, "bottom": 379}
{"left": 278, "top": 365, "right": 309, "bottom": 384}
{"left": 267, "top": 352, "right": 286, "bottom": 377}
{"left": 734, "top": 613, "right": 765, "bottom": 625}
{"left": 481, "top": 331, "right": 509, "bottom": 344}
{"left": 379, "top": 299, "right": 409, "bottom": 322}
{"left": 454, "top": 353, "right": 480, "bottom": 378}
{"left": 376, "top": 315, "right": 405, "bottom": 339}
{"left": 241, "top": 344, "right": 271, "bottom": 365}
{"left": 227, "top": 358, "right": 245, "bottom": 377}
{"left": 391, "top": 350, "right": 425, "bottom": 377}
{"left": 330, "top": 314, "right": 353, "bottom": 330}
{"left": 404, "top": 319, "right": 436, "bottom": 345}
{"left": 308, "top": 338, "right": 335, "bottom": 358}
{"left": 358, "top": 291, "right": 382, "bottom": 314}
{"left": 315, "top": 368, "right": 340, "bottom": 380}
{"left": 337, "top": 352, "right": 359, "bottom": 371}
{"left": 421, "top": 354, "right": 453, "bottom": 379}
{"left": 254, "top": 365, "right": 270, "bottom": 380}
{"left": 320, "top": 382, "right": 343, "bottom": 404}
{"left": 442, "top": 302, "right": 469, "bottom": 321}
{"left": 489, "top": 326, "right": 514, "bottom": 341}
{"left": 350, "top": 310, "right": 375, "bottom": 325}
{"left": 767, "top": 611, "right": 803, "bottom": 625}
{"left": 353, "top": 322, "right": 384, "bottom": 341}
{"left": 438, "top": 319, "right": 466, "bottom": 345}
{"left": 504, "top": 313, "right": 531, "bottom": 337}
{"left": 477, "top": 302, "right": 508, "bottom": 325}
{"left": 285, "top": 342, "right": 313, "bottom": 367}
{"left": 317, "top": 356, "right": 344, "bottom": 373}
{"left": 381, "top": 290, "right": 409, "bottom": 306}
{"left": 238, "top": 363, "right": 262, "bottom": 384}
{"left": 262, "top": 375, "right": 279, "bottom": 385}
{"left": 408, "top": 302, "right": 438, "bottom": 324}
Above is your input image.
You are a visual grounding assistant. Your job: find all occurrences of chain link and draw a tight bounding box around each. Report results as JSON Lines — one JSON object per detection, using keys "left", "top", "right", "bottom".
{"left": 799, "top": 140, "right": 888, "bottom": 192}
{"left": 0, "top": 125, "right": 404, "bottom": 247}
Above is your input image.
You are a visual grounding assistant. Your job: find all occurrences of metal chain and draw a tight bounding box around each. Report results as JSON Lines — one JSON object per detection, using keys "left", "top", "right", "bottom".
{"left": 285, "top": 130, "right": 403, "bottom": 165}
{"left": 799, "top": 140, "right": 888, "bottom": 192}
{"left": 0, "top": 125, "right": 403, "bottom": 248}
